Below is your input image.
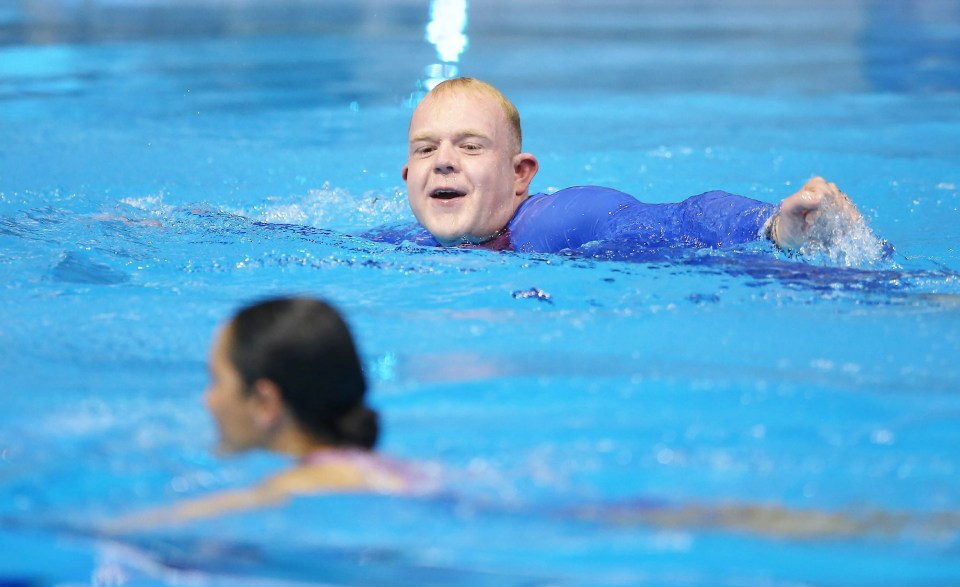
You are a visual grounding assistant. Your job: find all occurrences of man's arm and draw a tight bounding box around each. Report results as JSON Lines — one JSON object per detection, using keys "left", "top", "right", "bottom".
{"left": 510, "top": 186, "right": 777, "bottom": 253}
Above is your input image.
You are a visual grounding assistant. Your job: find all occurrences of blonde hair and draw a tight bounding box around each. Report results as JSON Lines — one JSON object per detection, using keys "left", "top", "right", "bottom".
{"left": 427, "top": 77, "right": 523, "bottom": 152}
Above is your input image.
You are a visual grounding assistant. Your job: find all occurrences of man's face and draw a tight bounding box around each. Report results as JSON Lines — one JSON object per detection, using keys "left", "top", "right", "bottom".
{"left": 403, "top": 90, "right": 535, "bottom": 246}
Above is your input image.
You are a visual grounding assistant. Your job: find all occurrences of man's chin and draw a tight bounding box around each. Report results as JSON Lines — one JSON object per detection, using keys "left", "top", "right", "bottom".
{"left": 427, "top": 225, "right": 471, "bottom": 247}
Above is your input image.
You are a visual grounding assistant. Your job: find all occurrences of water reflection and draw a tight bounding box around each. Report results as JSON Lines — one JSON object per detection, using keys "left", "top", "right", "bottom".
{"left": 427, "top": 0, "right": 468, "bottom": 65}
{"left": 412, "top": 0, "right": 468, "bottom": 104}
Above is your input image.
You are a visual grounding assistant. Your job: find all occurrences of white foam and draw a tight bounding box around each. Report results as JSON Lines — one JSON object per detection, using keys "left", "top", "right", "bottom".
{"left": 796, "top": 193, "right": 892, "bottom": 268}
{"left": 118, "top": 193, "right": 173, "bottom": 217}
{"left": 247, "top": 184, "right": 411, "bottom": 232}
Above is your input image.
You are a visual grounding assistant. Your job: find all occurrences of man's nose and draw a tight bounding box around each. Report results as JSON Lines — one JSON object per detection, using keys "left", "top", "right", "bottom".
{"left": 434, "top": 142, "right": 458, "bottom": 174}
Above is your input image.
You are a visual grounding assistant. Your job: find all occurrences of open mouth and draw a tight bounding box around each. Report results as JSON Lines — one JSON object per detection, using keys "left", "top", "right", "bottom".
{"left": 430, "top": 188, "right": 467, "bottom": 200}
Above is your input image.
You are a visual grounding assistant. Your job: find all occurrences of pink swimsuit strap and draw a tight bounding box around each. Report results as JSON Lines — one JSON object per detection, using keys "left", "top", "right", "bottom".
{"left": 300, "top": 447, "right": 369, "bottom": 467}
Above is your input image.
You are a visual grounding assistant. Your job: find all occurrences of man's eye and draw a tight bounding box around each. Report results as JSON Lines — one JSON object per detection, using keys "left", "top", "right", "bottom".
{"left": 415, "top": 146, "right": 436, "bottom": 156}
{"left": 462, "top": 143, "right": 482, "bottom": 152}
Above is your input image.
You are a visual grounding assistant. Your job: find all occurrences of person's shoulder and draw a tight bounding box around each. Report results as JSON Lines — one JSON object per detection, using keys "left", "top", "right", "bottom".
{"left": 266, "top": 461, "right": 366, "bottom": 495}
{"left": 538, "top": 185, "right": 636, "bottom": 201}
{"left": 280, "top": 450, "right": 435, "bottom": 495}
{"left": 523, "top": 185, "right": 639, "bottom": 216}
{"left": 508, "top": 186, "right": 642, "bottom": 252}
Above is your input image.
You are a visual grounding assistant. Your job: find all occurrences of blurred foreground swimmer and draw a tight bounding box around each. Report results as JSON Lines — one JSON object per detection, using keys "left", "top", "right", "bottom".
{"left": 109, "top": 297, "right": 432, "bottom": 529}
{"left": 105, "top": 299, "right": 956, "bottom": 539}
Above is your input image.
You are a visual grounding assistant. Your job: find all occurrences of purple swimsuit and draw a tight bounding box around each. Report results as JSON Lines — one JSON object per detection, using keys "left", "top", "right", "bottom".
{"left": 364, "top": 186, "right": 778, "bottom": 259}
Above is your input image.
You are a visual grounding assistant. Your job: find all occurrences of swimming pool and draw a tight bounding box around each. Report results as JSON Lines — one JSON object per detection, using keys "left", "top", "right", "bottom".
{"left": 2, "top": 0, "right": 960, "bottom": 584}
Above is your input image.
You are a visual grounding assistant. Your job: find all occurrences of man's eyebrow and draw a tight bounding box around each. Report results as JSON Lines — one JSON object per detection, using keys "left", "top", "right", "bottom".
{"left": 456, "top": 129, "right": 491, "bottom": 140}
{"left": 408, "top": 132, "right": 434, "bottom": 143}
{"left": 409, "top": 129, "right": 491, "bottom": 143}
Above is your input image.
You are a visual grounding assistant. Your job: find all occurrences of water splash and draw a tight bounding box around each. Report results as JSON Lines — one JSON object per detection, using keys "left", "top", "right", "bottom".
{"left": 795, "top": 192, "right": 894, "bottom": 268}
{"left": 410, "top": 0, "right": 469, "bottom": 105}
{"left": 242, "top": 183, "right": 411, "bottom": 232}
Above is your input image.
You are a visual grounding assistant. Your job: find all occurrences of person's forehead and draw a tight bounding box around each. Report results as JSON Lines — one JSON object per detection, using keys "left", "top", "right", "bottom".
{"left": 411, "top": 90, "right": 506, "bottom": 131}
{"left": 209, "top": 325, "right": 233, "bottom": 366}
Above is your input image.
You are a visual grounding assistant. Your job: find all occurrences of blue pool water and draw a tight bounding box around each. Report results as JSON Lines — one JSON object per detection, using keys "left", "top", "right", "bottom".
{"left": 2, "top": 0, "right": 960, "bottom": 585}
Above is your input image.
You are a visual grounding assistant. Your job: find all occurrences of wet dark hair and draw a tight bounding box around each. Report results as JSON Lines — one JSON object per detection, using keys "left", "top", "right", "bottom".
{"left": 227, "top": 297, "right": 378, "bottom": 449}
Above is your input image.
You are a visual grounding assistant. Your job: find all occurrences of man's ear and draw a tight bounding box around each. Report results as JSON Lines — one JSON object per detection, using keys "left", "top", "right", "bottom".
{"left": 513, "top": 153, "right": 539, "bottom": 196}
{"left": 401, "top": 164, "right": 409, "bottom": 182}
{"left": 250, "top": 379, "right": 285, "bottom": 430}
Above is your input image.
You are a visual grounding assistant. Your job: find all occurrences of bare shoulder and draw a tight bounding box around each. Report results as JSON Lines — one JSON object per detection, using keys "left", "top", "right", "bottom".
{"left": 264, "top": 461, "right": 367, "bottom": 494}
{"left": 267, "top": 452, "right": 424, "bottom": 495}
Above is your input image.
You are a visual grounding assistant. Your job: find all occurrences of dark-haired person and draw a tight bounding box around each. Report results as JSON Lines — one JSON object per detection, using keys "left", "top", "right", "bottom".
{"left": 111, "top": 297, "right": 429, "bottom": 528}
{"left": 108, "top": 298, "right": 952, "bottom": 539}
{"left": 366, "top": 77, "right": 872, "bottom": 256}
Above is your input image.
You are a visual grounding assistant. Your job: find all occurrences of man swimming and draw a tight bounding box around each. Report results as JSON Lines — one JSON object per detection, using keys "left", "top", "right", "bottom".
{"left": 366, "top": 77, "right": 866, "bottom": 256}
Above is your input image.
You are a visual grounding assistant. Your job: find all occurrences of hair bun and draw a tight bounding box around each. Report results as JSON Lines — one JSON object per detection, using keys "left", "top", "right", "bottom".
{"left": 335, "top": 405, "right": 379, "bottom": 450}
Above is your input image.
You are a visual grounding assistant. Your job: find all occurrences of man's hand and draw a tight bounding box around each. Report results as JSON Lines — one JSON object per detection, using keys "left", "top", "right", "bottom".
{"left": 769, "top": 177, "right": 863, "bottom": 251}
